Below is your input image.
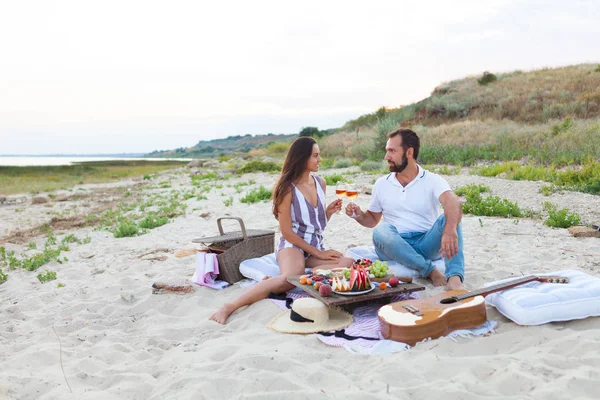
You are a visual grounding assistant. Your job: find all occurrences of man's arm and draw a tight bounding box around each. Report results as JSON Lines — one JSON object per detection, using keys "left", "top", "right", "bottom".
{"left": 439, "top": 190, "right": 462, "bottom": 259}
{"left": 346, "top": 203, "right": 382, "bottom": 228}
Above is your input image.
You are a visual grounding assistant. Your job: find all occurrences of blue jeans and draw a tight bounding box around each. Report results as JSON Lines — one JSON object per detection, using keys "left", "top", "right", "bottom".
{"left": 372, "top": 215, "right": 464, "bottom": 281}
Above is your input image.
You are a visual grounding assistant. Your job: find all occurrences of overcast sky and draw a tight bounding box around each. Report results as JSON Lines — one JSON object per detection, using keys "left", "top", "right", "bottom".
{"left": 0, "top": 0, "right": 598, "bottom": 155}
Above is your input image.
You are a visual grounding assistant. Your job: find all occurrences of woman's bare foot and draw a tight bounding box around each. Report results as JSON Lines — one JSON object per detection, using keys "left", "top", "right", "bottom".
{"left": 446, "top": 276, "right": 464, "bottom": 290}
{"left": 209, "top": 303, "right": 236, "bottom": 325}
{"left": 427, "top": 269, "right": 447, "bottom": 286}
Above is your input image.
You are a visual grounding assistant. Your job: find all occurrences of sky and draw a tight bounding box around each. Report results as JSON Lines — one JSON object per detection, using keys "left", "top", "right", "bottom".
{"left": 0, "top": 0, "right": 598, "bottom": 155}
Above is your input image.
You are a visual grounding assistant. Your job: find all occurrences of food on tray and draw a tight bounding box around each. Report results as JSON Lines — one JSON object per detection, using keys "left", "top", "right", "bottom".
{"left": 319, "top": 284, "right": 333, "bottom": 297}
{"left": 331, "top": 264, "right": 372, "bottom": 292}
{"left": 388, "top": 277, "right": 399, "bottom": 287}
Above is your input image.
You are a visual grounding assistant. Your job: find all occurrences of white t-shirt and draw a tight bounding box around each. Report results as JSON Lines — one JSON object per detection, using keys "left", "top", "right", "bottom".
{"left": 368, "top": 165, "right": 451, "bottom": 234}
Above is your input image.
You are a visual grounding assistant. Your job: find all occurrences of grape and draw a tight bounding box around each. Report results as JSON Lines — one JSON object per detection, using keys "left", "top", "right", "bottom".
{"left": 343, "top": 269, "right": 350, "bottom": 279}
{"left": 369, "top": 261, "right": 389, "bottom": 278}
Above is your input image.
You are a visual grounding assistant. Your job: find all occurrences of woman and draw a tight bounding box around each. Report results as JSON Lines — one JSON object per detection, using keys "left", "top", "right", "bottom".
{"left": 209, "top": 137, "right": 354, "bottom": 324}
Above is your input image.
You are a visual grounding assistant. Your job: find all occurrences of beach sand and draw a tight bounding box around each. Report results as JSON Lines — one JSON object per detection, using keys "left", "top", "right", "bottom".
{"left": 1, "top": 166, "right": 599, "bottom": 399}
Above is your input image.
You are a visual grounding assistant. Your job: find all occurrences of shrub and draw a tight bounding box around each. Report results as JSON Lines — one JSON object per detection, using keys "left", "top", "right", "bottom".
{"left": 320, "top": 158, "right": 335, "bottom": 169}
{"left": 454, "top": 184, "right": 490, "bottom": 197}
{"left": 113, "top": 221, "right": 139, "bottom": 238}
{"left": 265, "top": 142, "right": 290, "bottom": 156}
{"left": 370, "top": 117, "right": 398, "bottom": 160}
{"left": 138, "top": 215, "right": 169, "bottom": 229}
{"left": 323, "top": 174, "right": 346, "bottom": 185}
{"left": 240, "top": 186, "right": 272, "bottom": 204}
{"left": 0, "top": 268, "right": 7, "bottom": 284}
{"left": 461, "top": 191, "right": 523, "bottom": 218}
{"left": 238, "top": 160, "right": 281, "bottom": 174}
{"left": 539, "top": 184, "right": 554, "bottom": 196}
{"left": 333, "top": 159, "right": 352, "bottom": 168}
{"left": 543, "top": 202, "right": 581, "bottom": 228}
{"left": 37, "top": 270, "right": 57, "bottom": 283}
{"left": 360, "top": 160, "right": 385, "bottom": 172}
{"left": 299, "top": 126, "right": 320, "bottom": 137}
{"left": 595, "top": 64, "right": 600, "bottom": 72}
{"left": 477, "top": 71, "right": 497, "bottom": 86}
{"left": 551, "top": 117, "right": 575, "bottom": 136}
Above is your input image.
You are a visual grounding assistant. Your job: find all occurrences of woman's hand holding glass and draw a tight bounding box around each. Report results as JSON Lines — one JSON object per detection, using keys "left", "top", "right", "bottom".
{"left": 334, "top": 183, "right": 346, "bottom": 214}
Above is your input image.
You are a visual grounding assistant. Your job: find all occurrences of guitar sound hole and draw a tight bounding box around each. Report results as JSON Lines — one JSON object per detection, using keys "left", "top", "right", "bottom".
{"left": 440, "top": 297, "right": 459, "bottom": 304}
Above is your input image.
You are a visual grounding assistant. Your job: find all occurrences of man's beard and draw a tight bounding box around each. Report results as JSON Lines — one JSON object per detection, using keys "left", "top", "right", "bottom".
{"left": 388, "top": 155, "right": 408, "bottom": 173}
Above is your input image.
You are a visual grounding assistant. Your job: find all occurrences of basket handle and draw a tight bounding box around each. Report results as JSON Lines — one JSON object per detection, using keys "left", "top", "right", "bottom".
{"left": 217, "top": 217, "right": 247, "bottom": 240}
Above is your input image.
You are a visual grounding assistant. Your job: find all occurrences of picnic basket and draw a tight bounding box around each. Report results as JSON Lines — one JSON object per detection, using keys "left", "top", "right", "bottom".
{"left": 192, "top": 217, "right": 275, "bottom": 284}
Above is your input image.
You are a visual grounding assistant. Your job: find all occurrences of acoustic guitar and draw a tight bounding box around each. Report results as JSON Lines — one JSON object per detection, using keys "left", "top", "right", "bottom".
{"left": 378, "top": 275, "right": 569, "bottom": 346}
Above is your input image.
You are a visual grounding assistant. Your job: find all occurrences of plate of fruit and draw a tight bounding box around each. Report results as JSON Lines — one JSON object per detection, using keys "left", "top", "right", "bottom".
{"left": 330, "top": 264, "right": 375, "bottom": 295}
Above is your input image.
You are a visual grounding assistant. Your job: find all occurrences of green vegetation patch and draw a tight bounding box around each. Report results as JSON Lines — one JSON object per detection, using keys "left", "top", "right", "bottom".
{"left": 461, "top": 191, "right": 524, "bottom": 218}
{"left": 454, "top": 184, "right": 491, "bottom": 197}
{"left": 238, "top": 160, "right": 281, "bottom": 174}
{"left": 37, "top": 270, "right": 57, "bottom": 283}
{"left": 543, "top": 202, "right": 581, "bottom": 228}
{"left": 323, "top": 174, "right": 346, "bottom": 185}
{"left": 472, "top": 159, "right": 600, "bottom": 194}
{"left": 240, "top": 186, "right": 272, "bottom": 204}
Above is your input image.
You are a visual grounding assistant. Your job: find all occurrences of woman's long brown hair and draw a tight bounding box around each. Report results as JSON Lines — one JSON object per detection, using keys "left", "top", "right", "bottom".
{"left": 272, "top": 137, "right": 317, "bottom": 219}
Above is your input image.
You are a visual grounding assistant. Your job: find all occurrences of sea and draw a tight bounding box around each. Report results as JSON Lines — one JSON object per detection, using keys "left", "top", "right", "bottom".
{"left": 0, "top": 156, "right": 192, "bottom": 167}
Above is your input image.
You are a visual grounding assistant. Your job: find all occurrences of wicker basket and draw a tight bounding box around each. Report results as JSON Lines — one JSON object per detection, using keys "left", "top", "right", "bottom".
{"left": 192, "top": 217, "right": 275, "bottom": 284}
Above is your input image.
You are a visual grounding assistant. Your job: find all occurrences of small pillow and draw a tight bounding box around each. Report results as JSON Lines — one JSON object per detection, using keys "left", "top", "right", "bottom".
{"left": 239, "top": 253, "right": 280, "bottom": 282}
{"left": 485, "top": 270, "right": 600, "bottom": 325}
{"left": 346, "top": 246, "right": 445, "bottom": 279}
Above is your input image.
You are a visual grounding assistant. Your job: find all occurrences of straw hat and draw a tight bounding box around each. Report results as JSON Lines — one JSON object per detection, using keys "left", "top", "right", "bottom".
{"left": 268, "top": 298, "right": 353, "bottom": 334}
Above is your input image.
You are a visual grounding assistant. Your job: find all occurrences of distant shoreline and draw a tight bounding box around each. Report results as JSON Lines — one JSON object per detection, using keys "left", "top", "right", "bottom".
{"left": 0, "top": 156, "right": 192, "bottom": 167}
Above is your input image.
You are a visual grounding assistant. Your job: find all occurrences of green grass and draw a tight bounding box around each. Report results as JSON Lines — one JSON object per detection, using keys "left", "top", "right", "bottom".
{"left": 323, "top": 174, "right": 346, "bottom": 185}
{"left": 332, "top": 159, "right": 352, "bottom": 168}
{"left": 223, "top": 196, "right": 234, "bottom": 207}
{"left": 240, "top": 186, "right": 272, "bottom": 204}
{"left": 238, "top": 160, "right": 281, "bottom": 174}
{"left": 113, "top": 221, "right": 140, "bottom": 238}
{"left": 0, "top": 233, "right": 89, "bottom": 284}
{"left": 539, "top": 184, "right": 555, "bottom": 196}
{"left": 461, "top": 190, "right": 525, "bottom": 218}
{"left": 454, "top": 184, "right": 490, "bottom": 197}
{"left": 543, "top": 202, "right": 581, "bottom": 228}
{"left": 360, "top": 160, "right": 385, "bottom": 172}
{"left": 138, "top": 215, "right": 169, "bottom": 229}
{"left": 0, "top": 160, "right": 186, "bottom": 195}
{"left": 37, "top": 270, "right": 57, "bottom": 283}
{"left": 472, "top": 159, "right": 600, "bottom": 194}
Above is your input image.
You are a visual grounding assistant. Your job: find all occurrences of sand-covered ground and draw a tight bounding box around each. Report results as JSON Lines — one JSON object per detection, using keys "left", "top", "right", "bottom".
{"left": 1, "top": 166, "right": 599, "bottom": 399}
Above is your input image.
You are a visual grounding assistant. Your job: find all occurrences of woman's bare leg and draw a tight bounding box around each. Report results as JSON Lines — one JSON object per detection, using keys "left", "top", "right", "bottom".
{"left": 209, "top": 248, "right": 306, "bottom": 324}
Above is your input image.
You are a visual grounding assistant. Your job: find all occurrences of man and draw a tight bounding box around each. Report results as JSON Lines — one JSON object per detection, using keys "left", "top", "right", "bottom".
{"left": 346, "top": 128, "right": 464, "bottom": 290}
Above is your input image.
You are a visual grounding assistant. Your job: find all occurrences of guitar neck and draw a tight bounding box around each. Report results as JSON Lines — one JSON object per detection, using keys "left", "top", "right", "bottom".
{"left": 456, "top": 275, "right": 539, "bottom": 301}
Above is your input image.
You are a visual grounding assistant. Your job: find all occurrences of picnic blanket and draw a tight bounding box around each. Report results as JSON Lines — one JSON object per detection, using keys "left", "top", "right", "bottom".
{"left": 270, "top": 290, "right": 497, "bottom": 355}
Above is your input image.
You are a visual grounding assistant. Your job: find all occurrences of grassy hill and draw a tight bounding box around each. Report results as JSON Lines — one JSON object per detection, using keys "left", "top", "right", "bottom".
{"left": 320, "top": 63, "right": 600, "bottom": 166}
{"left": 146, "top": 133, "right": 298, "bottom": 158}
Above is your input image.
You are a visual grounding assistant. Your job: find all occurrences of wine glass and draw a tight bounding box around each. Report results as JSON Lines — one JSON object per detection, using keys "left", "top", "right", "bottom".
{"left": 345, "top": 183, "right": 359, "bottom": 218}
{"left": 335, "top": 182, "right": 346, "bottom": 214}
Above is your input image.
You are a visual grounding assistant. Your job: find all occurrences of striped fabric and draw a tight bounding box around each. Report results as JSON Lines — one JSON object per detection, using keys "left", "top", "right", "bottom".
{"left": 278, "top": 174, "right": 327, "bottom": 256}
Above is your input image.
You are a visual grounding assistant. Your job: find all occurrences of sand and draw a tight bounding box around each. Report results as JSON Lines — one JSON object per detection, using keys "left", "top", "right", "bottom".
{"left": 1, "top": 166, "right": 599, "bottom": 399}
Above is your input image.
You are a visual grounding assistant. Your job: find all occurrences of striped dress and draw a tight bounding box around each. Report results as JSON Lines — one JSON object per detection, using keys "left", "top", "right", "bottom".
{"left": 278, "top": 174, "right": 328, "bottom": 257}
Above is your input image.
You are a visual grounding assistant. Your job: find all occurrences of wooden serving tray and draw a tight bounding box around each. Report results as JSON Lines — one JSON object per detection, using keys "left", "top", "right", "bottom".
{"left": 287, "top": 276, "right": 425, "bottom": 307}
